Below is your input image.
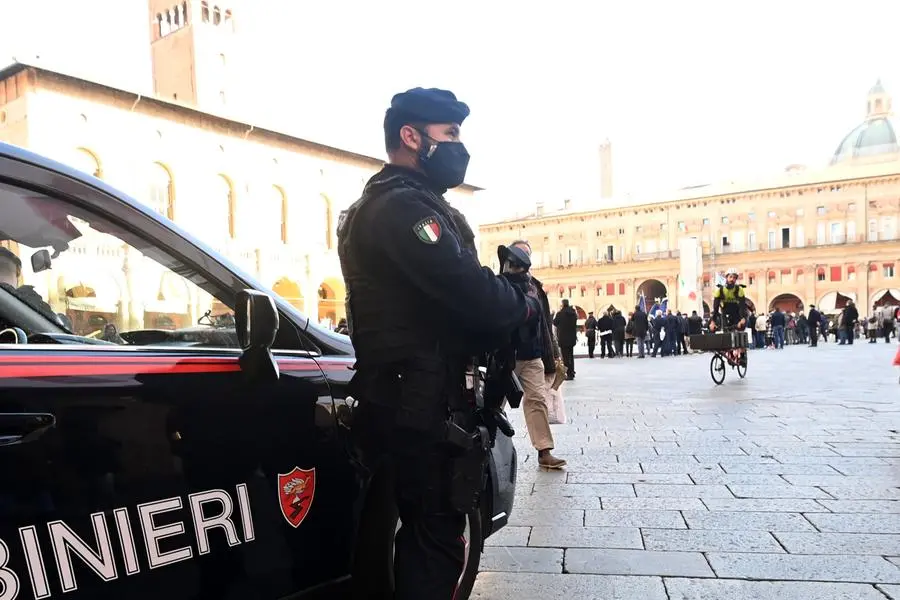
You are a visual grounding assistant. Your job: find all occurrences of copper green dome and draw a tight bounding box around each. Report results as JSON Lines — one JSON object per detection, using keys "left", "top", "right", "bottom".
{"left": 831, "top": 79, "right": 898, "bottom": 165}
{"left": 830, "top": 117, "right": 899, "bottom": 164}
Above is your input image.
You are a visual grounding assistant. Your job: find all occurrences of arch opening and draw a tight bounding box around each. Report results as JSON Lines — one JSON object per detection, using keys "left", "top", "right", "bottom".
{"left": 273, "top": 277, "right": 303, "bottom": 310}
{"left": 317, "top": 277, "right": 346, "bottom": 326}
{"left": 69, "top": 147, "right": 102, "bottom": 178}
{"left": 60, "top": 272, "right": 121, "bottom": 336}
{"left": 769, "top": 293, "right": 804, "bottom": 314}
{"left": 637, "top": 279, "right": 667, "bottom": 305}
{"left": 143, "top": 270, "right": 190, "bottom": 330}
{"left": 148, "top": 162, "right": 174, "bottom": 219}
{"left": 213, "top": 174, "right": 235, "bottom": 241}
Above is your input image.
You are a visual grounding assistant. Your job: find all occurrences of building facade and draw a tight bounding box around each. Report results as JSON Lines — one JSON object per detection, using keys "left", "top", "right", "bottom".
{"left": 0, "top": 0, "right": 478, "bottom": 336}
{"left": 479, "top": 82, "right": 900, "bottom": 320}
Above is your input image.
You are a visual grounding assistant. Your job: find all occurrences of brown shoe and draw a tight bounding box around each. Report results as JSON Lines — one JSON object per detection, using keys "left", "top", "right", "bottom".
{"left": 538, "top": 451, "right": 567, "bottom": 469}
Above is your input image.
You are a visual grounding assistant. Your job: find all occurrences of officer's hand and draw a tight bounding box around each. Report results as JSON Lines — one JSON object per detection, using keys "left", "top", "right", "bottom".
{"left": 709, "top": 320, "right": 717, "bottom": 332}
{"left": 738, "top": 319, "right": 746, "bottom": 329}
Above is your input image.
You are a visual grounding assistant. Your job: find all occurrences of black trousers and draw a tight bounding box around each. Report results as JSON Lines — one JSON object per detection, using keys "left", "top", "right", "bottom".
{"left": 586, "top": 333, "right": 596, "bottom": 358}
{"left": 561, "top": 344, "right": 575, "bottom": 377}
{"left": 352, "top": 370, "right": 467, "bottom": 600}
{"left": 613, "top": 332, "right": 625, "bottom": 357}
{"left": 844, "top": 324, "right": 855, "bottom": 344}
{"left": 810, "top": 328, "right": 818, "bottom": 347}
{"left": 601, "top": 336, "right": 615, "bottom": 357}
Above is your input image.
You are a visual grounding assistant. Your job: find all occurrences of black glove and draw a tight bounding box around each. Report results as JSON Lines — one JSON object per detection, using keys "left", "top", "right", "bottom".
{"left": 524, "top": 296, "right": 542, "bottom": 324}
{"left": 501, "top": 272, "right": 530, "bottom": 293}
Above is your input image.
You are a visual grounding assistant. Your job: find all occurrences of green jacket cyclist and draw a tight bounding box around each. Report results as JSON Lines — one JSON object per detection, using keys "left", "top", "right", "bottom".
{"left": 709, "top": 268, "right": 748, "bottom": 333}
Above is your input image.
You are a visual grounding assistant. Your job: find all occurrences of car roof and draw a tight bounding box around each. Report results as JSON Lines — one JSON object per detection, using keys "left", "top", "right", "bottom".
{"left": 0, "top": 141, "right": 354, "bottom": 356}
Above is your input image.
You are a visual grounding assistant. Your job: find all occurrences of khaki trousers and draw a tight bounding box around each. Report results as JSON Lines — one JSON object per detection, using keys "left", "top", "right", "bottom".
{"left": 514, "top": 358, "right": 555, "bottom": 451}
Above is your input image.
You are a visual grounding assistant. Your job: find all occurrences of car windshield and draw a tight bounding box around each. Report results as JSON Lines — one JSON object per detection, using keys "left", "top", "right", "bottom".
{"left": 0, "top": 181, "right": 237, "bottom": 346}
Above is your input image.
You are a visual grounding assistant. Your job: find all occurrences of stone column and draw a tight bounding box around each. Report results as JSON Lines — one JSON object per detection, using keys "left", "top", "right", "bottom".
{"left": 809, "top": 264, "right": 828, "bottom": 308}
{"left": 758, "top": 269, "right": 769, "bottom": 313}
{"left": 666, "top": 275, "right": 675, "bottom": 310}
{"left": 857, "top": 262, "right": 871, "bottom": 312}
{"left": 121, "top": 246, "right": 145, "bottom": 331}
{"left": 806, "top": 264, "right": 819, "bottom": 309}
{"left": 303, "top": 282, "right": 320, "bottom": 323}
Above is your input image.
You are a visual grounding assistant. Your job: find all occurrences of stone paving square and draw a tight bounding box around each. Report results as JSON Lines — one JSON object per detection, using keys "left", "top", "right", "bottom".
{"left": 472, "top": 341, "right": 900, "bottom": 598}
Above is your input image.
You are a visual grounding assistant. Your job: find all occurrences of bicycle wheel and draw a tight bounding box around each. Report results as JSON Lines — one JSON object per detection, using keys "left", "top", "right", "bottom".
{"left": 710, "top": 353, "right": 726, "bottom": 385}
{"left": 736, "top": 351, "right": 748, "bottom": 378}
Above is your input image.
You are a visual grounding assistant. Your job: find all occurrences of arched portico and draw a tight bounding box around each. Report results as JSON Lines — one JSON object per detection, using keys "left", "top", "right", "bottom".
{"left": 769, "top": 293, "right": 804, "bottom": 314}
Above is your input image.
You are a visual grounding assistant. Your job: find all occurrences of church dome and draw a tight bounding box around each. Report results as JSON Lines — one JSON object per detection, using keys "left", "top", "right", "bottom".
{"left": 830, "top": 117, "right": 899, "bottom": 164}
{"left": 830, "top": 79, "right": 900, "bottom": 165}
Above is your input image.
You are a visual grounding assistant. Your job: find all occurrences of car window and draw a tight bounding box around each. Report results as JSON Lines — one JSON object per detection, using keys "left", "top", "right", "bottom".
{"left": 0, "top": 181, "right": 240, "bottom": 349}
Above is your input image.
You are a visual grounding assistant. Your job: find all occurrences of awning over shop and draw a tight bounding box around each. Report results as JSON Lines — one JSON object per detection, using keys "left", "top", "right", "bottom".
{"left": 818, "top": 291, "right": 857, "bottom": 313}
{"left": 62, "top": 271, "right": 120, "bottom": 313}
{"left": 143, "top": 271, "right": 190, "bottom": 313}
{"left": 872, "top": 289, "right": 900, "bottom": 307}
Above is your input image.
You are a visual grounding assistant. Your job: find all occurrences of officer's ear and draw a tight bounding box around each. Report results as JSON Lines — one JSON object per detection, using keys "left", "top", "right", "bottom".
{"left": 400, "top": 124, "right": 425, "bottom": 153}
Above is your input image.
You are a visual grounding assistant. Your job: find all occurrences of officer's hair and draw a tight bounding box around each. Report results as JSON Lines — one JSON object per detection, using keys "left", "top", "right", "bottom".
{"left": 384, "top": 109, "right": 427, "bottom": 153}
{"left": 510, "top": 239, "right": 531, "bottom": 255}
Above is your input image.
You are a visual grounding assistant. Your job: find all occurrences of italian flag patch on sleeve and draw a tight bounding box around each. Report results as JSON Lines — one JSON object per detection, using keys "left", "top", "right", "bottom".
{"left": 413, "top": 217, "right": 442, "bottom": 244}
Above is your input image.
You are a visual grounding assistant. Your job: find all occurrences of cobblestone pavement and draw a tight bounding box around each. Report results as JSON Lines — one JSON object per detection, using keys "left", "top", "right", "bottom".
{"left": 472, "top": 341, "right": 900, "bottom": 599}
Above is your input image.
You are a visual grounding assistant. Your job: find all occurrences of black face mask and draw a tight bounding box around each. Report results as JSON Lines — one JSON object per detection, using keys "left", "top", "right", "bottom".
{"left": 416, "top": 131, "right": 470, "bottom": 189}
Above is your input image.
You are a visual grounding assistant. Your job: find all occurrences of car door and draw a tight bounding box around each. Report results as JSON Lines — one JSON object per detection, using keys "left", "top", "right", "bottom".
{"left": 0, "top": 155, "right": 356, "bottom": 599}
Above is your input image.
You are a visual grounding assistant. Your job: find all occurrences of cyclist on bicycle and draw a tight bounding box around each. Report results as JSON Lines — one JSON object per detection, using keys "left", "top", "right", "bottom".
{"left": 709, "top": 268, "right": 748, "bottom": 363}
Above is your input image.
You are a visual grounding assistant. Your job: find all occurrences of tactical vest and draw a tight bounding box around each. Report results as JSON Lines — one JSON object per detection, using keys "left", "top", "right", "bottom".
{"left": 337, "top": 172, "right": 470, "bottom": 366}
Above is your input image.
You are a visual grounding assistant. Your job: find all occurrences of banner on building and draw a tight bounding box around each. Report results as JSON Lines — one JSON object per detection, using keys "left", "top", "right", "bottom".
{"left": 678, "top": 237, "right": 703, "bottom": 315}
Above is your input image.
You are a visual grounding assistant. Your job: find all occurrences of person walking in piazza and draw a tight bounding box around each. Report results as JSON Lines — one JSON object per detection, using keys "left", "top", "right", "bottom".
{"left": 501, "top": 241, "right": 567, "bottom": 469}
{"left": 554, "top": 299, "right": 578, "bottom": 379}
{"left": 584, "top": 311, "right": 597, "bottom": 358}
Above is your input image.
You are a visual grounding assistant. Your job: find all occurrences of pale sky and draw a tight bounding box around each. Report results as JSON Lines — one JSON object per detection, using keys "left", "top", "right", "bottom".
{"left": 3, "top": 0, "right": 900, "bottom": 225}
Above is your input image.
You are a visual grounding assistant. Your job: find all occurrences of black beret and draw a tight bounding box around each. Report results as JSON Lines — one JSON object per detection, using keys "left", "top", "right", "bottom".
{"left": 497, "top": 244, "right": 531, "bottom": 270}
{"left": 389, "top": 87, "right": 470, "bottom": 125}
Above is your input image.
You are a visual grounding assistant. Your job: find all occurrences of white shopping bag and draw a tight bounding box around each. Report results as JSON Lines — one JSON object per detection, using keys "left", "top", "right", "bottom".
{"left": 545, "top": 374, "right": 567, "bottom": 424}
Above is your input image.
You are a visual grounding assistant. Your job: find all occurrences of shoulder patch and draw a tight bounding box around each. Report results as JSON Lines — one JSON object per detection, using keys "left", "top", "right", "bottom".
{"left": 336, "top": 209, "right": 349, "bottom": 236}
{"left": 413, "top": 216, "right": 442, "bottom": 244}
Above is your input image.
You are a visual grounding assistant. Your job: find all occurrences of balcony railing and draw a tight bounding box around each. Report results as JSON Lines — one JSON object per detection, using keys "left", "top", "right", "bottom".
{"left": 530, "top": 232, "right": 900, "bottom": 270}
{"left": 633, "top": 250, "right": 680, "bottom": 261}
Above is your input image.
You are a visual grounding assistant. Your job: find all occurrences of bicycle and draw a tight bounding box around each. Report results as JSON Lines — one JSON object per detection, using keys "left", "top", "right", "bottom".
{"left": 691, "top": 322, "right": 749, "bottom": 385}
{"left": 709, "top": 338, "right": 748, "bottom": 385}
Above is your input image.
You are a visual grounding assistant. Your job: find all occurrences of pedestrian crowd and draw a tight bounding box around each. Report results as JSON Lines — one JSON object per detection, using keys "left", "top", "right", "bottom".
{"left": 550, "top": 300, "right": 900, "bottom": 358}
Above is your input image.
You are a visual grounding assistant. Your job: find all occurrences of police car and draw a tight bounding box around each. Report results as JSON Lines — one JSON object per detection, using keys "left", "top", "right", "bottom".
{"left": 0, "top": 142, "right": 516, "bottom": 599}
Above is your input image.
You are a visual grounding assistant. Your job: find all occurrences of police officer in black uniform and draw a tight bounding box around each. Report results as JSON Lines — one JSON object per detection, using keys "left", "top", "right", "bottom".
{"left": 337, "top": 88, "right": 541, "bottom": 599}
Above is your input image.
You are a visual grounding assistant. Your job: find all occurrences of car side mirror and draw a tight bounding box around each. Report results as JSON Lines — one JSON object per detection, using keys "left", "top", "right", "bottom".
{"left": 235, "top": 289, "right": 280, "bottom": 382}
{"left": 31, "top": 249, "right": 52, "bottom": 273}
